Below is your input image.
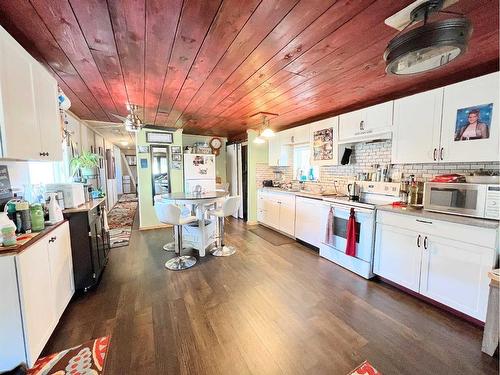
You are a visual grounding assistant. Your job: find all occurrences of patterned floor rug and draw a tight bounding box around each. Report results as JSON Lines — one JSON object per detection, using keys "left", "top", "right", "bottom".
{"left": 28, "top": 336, "right": 110, "bottom": 375}
{"left": 348, "top": 361, "right": 381, "bottom": 375}
{"left": 108, "top": 194, "right": 138, "bottom": 248}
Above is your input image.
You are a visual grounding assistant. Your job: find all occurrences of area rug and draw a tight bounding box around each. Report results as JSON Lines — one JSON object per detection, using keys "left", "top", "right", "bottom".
{"left": 28, "top": 336, "right": 110, "bottom": 375}
{"left": 348, "top": 360, "right": 381, "bottom": 375}
{"left": 108, "top": 194, "right": 138, "bottom": 248}
{"left": 249, "top": 226, "right": 295, "bottom": 246}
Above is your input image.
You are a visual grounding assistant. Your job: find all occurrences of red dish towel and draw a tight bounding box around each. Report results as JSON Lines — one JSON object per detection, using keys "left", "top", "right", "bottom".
{"left": 345, "top": 207, "right": 357, "bottom": 257}
{"left": 325, "top": 207, "right": 334, "bottom": 245}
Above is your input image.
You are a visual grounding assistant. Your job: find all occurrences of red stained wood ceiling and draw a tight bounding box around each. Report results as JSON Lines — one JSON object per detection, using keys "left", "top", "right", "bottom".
{"left": 0, "top": 0, "right": 497, "bottom": 138}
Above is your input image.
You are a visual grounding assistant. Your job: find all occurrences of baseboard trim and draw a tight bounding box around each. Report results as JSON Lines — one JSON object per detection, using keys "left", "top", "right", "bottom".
{"left": 246, "top": 220, "right": 259, "bottom": 226}
{"left": 139, "top": 224, "right": 172, "bottom": 230}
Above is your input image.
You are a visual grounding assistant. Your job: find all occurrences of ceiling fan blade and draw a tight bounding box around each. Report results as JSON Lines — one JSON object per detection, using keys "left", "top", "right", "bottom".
{"left": 109, "top": 112, "right": 128, "bottom": 122}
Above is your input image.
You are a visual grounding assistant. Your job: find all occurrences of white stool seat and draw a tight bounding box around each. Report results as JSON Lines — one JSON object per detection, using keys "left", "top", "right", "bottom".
{"left": 154, "top": 200, "right": 198, "bottom": 270}
{"left": 207, "top": 208, "right": 224, "bottom": 217}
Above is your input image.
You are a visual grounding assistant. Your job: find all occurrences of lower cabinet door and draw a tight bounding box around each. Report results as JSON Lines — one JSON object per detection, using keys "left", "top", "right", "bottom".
{"left": 16, "top": 240, "right": 56, "bottom": 366}
{"left": 295, "top": 197, "right": 322, "bottom": 246}
{"left": 419, "top": 235, "right": 493, "bottom": 321}
{"left": 278, "top": 194, "right": 295, "bottom": 236}
{"left": 48, "top": 222, "right": 75, "bottom": 321}
{"left": 373, "top": 224, "right": 422, "bottom": 292}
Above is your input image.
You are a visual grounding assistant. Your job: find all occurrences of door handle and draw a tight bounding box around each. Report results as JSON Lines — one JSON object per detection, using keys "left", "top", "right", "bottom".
{"left": 440, "top": 147, "right": 444, "bottom": 161}
{"left": 433, "top": 148, "right": 437, "bottom": 161}
{"left": 416, "top": 234, "right": 421, "bottom": 247}
{"left": 416, "top": 219, "right": 433, "bottom": 224}
{"left": 423, "top": 236, "right": 428, "bottom": 249}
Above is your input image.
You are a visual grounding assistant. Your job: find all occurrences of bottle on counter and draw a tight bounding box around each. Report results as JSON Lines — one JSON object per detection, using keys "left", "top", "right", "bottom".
{"left": 408, "top": 176, "right": 419, "bottom": 206}
{"left": 15, "top": 201, "right": 32, "bottom": 234}
{"left": 30, "top": 203, "right": 45, "bottom": 232}
{"left": 0, "top": 212, "right": 17, "bottom": 246}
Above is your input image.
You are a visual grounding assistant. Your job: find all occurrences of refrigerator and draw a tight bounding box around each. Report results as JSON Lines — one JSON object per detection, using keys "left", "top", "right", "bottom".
{"left": 184, "top": 154, "right": 216, "bottom": 193}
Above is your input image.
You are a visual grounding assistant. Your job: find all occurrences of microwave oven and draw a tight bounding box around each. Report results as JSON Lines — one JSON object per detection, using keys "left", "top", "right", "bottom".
{"left": 423, "top": 182, "right": 499, "bottom": 220}
{"left": 45, "top": 183, "right": 86, "bottom": 209}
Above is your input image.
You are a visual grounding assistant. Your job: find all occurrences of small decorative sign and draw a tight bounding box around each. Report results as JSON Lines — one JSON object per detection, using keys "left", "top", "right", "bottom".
{"left": 0, "top": 165, "right": 12, "bottom": 199}
{"left": 171, "top": 153, "right": 182, "bottom": 161}
{"left": 140, "top": 158, "right": 148, "bottom": 169}
{"left": 171, "top": 161, "right": 182, "bottom": 170}
{"left": 146, "top": 131, "right": 173, "bottom": 144}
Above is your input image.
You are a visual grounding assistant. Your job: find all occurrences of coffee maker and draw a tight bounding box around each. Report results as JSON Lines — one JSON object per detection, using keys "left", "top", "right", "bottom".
{"left": 347, "top": 182, "right": 360, "bottom": 201}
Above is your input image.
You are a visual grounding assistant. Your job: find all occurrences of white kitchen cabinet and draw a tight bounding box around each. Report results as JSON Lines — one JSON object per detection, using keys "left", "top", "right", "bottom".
{"left": 64, "top": 112, "right": 82, "bottom": 153}
{"left": 439, "top": 72, "right": 499, "bottom": 162}
{"left": 48, "top": 222, "right": 74, "bottom": 321}
{"left": 374, "top": 210, "right": 497, "bottom": 321}
{"left": 0, "top": 257, "right": 26, "bottom": 371}
{"left": 257, "top": 190, "right": 295, "bottom": 236}
{"left": 309, "top": 117, "right": 341, "bottom": 166}
{"left": 420, "top": 234, "right": 493, "bottom": 321}
{"left": 0, "top": 25, "right": 62, "bottom": 161}
{"left": 0, "top": 27, "right": 39, "bottom": 160}
{"left": 339, "top": 101, "right": 393, "bottom": 143}
{"left": 392, "top": 88, "right": 443, "bottom": 164}
{"left": 268, "top": 132, "right": 291, "bottom": 167}
{"left": 295, "top": 196, "right": 323, "bottom": 247}
{"left": 0, "top": 223, "right": 74, "bottom": 369}
{"left": 32, "top": 62, "right": 62, "bottom": 161}
{"left": 280, "top": 125, "right": 310, "bottom": 145}
{"left": 373, "top": 223, "right": 422, "bottom": 292}
{"left": 277, "top": 192, "right": 295, "bottom": 236}
{"left": 16, "top": 239, "right": 57, "bottom": 366}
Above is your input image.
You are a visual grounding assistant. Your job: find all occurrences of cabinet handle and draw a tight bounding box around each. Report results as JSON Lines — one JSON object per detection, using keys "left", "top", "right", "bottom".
{"left": 423, "top": 236, "right": 428, "bottom": 250}
{"left": 433, "top": 148, "right": 437, "bottom": 161}
{"left": 359, "top": 120, "right": 365, "bottom": 130}
{"left": 416, "top": 219, "right": 433, "bottom": 224}
{"left": 416, "top": 234, "right": 421, "bottom": 247}
{"left": 48, "top": 236, "right": 57, "bottom": 243}
{"left": 440, "top": 147, "right": 444, "bottom": 161}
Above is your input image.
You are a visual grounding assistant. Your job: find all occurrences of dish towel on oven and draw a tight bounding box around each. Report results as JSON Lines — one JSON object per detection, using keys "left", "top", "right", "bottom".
{"left": 345, "top": 207, "right": 356, "bottom": 257}
{"left": 325, "top": 207, "right": 334, "bottom": 245}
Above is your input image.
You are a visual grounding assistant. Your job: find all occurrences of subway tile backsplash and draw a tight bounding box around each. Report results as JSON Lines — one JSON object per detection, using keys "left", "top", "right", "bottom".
{"left": 256, "top": 140, "right": 499, "bottom": 190}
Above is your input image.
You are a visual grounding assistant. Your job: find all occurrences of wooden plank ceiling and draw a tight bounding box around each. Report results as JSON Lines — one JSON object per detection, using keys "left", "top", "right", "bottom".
{"left": 0, "top": 0, "right": 498, "bottom": 139}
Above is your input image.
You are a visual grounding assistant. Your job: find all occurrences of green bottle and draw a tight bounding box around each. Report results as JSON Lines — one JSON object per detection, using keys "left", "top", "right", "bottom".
{"left": 30, "top": 203, "right": 45, "bottom": 232}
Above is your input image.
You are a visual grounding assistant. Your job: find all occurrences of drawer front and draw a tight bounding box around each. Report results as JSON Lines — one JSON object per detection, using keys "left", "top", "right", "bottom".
{"left": 376, "top": 210, "right": 497, "bottom": 248}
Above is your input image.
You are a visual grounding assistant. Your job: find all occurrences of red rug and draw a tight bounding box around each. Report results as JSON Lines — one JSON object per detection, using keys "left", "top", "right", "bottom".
{"left": 28, "top": 336, "right": 110, "bottom": 375}
{"left": 348, "top": 360, "right": 381, "bottom": 375}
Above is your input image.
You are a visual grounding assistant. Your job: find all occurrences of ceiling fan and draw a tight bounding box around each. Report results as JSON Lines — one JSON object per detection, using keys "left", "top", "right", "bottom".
{"left": 109, "top": 104, "right": 150, "bottom": 132}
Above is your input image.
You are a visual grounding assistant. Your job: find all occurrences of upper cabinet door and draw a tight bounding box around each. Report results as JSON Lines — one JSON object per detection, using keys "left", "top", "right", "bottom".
{"left": 32, "top": 63, "right": 62, "bottom": 161}
{"left": 440, "top": 72, "right": 499, "bottom": 162}
{"left": 339, "top": 102, "right": 393, "bottom": 142}
{"left": 309, "top": 117, "right": 339, "bottom": 166}
{"left": 338, "top": 109, "right": 363, "bottom": 140}
{"left": 268, "top": 134, "right": 281, "bottom": 167}
{"left": 291, "top": 125, "right": 310, "bottom": 144}
{"left": 0, "top": 28, "right": 40, "bottom": 160}
{"left": 392, "top": 88, "right": 443, "bottom": 164}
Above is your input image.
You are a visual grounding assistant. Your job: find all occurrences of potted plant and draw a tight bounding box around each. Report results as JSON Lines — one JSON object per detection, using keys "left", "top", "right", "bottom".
{"left": 70, "top": 151, "right": 100, "bottom": 178}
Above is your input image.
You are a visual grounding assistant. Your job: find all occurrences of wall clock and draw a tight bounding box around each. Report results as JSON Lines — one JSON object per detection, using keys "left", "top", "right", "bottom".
{"left": 209, "top": 137, "right": 222, "bottom": 156}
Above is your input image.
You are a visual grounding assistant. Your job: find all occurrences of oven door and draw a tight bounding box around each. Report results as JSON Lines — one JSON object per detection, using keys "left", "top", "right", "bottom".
{"left": 423, "top": 183, "right": 486, "bottom": 218}
{"left": 321, "top": 202, "right": 375, "bottom": 262}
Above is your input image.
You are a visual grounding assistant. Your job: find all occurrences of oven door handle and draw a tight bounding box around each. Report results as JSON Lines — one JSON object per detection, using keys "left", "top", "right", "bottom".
{"left": 322, "top": 202, "right": 374, "bottom": 215}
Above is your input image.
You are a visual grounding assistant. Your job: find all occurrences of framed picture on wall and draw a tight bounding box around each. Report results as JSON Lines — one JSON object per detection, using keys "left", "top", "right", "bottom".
{"left": 125, "top": 155, "right": 137, "bottom": 166}
{"left": 171, "top": 153, "right": 182, "bottom": 161}
{"left": 138, "top": 145, "right": 150, "bottom": 153}
{"left": 312, "top": 128, "right": 334, "bottom": 161}
{"left": 171, "top": 161, "right": 182, "bottom": 170}
{"left": 146, "top": 131, "right": 173, "bottom": 144}
{"left": 171, "top": 146, "right": 181, "bottom": 154}
{"left": 454, "top": 103, "right": 493, "bottom": 141}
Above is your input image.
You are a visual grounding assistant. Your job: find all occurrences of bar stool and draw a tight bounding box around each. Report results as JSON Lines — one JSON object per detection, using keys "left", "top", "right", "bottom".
{"left": 208, "top": 196, "right": 240, "bottom": 257}
{"left": 154, "top": 195, "right": 190, "bottom": 252}
{"left": 154, "top": 200, "right": 198, "bottom": 270}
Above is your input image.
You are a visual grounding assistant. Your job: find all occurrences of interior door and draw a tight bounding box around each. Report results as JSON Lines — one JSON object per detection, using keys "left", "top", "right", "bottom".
{"left": 392, "top": 88, "right": 443, "bottom": 164}
{"left": 440, "top": 72, "right": 499, "bottom": 162}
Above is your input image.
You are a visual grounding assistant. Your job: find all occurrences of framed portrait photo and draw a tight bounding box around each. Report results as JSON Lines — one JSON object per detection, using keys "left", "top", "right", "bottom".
{"left": 454, "top": 103, "right": 493, "bottom": 142}
{"left": 171, "top": 153, "right": 182, "bottom": 161}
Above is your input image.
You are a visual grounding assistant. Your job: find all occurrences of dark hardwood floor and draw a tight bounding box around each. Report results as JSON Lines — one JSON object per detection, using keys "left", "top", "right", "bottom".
{"left": 44, "top": 216, "right": 499, "bottom": 374}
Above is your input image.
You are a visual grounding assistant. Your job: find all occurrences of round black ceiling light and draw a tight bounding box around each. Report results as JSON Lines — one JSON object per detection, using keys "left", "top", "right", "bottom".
{"left": 384, "top": 0, "right": 472, "bottom": 75}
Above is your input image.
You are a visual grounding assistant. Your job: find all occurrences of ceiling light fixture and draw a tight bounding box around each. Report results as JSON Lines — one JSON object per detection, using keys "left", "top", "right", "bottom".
{"left": 253, "top": 135, "right": 265, "bottom": 144}
{"left": 384, "top": 0, "right": 472, "bottom": 75}
{"left": 260, "top": 115, "right": 275, "bottom": 138}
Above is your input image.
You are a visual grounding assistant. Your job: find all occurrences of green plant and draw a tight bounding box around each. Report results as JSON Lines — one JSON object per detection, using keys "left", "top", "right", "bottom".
{"left": 70, "top": 151, "right": 100, "bottom": 176}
